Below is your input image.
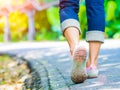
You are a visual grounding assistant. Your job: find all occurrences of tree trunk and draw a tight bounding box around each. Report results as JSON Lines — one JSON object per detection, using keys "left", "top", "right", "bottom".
{"left": 4, "top": 16, "right": 10, "bottom": 42}
{"left": 27, "top": 11, "right": 35, "bottom": 41}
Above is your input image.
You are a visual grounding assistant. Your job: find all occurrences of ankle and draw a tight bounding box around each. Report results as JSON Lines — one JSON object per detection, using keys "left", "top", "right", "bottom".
{"left": 86, "top": 61, "right": 98, "bottom": 68}
{"left": 70, "top": 44, "right": 79, "bottom": 56}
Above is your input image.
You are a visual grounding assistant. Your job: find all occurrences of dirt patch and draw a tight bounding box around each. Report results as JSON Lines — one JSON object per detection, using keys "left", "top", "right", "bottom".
{"left": 0, "top": 55, "right": 30, "bottom": 90}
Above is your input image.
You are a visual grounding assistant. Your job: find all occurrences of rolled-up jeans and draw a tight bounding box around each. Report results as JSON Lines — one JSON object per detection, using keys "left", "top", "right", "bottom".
{"left": 59, "top": 0, "right": 105, "bottom": 43}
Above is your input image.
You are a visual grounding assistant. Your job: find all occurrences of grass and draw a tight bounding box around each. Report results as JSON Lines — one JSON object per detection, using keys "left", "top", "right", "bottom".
{"left": 0, "top": 55, "right": 30, "bottom": 90}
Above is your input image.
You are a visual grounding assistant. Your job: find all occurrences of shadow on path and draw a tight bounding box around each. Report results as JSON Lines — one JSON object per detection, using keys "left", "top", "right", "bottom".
{"left": 1, "top": 47, "right": 120, "bottom": 90}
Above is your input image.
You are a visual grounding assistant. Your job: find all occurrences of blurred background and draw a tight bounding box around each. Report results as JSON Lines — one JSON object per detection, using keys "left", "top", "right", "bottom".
{"left": 0, "top": 0, "right": 120, "bottom": 42}
{"left": 0, "top": 0, "right": 120, "bottom": 89}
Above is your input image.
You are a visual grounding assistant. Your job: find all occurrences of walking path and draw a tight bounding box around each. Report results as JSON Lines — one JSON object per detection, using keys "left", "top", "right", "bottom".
{"left": 0, "top": 39, "right": 120, "bottom": 90}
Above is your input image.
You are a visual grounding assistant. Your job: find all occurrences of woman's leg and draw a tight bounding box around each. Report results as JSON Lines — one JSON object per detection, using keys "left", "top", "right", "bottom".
{"left": 60, "top": 0, "right": 87, "bottom": 83}
{"left": 64, "top": 27, "right": 79, "bottom": 55}
{"left": 87, "top": 41, "right": 101, "bottom": 67}
{"left": 59, "top": 0, "right": 81, "bottom": 55}
{"left": 85, "top": 0, "right": 105, "bottom": 77}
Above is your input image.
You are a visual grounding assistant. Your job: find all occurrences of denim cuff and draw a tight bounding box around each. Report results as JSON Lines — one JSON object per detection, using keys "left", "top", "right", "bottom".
{"left": 86, "top": 31, "right": 104, "bottom": 43}
{"left": 61, "top": 19, "right": 81, "bottom": 35}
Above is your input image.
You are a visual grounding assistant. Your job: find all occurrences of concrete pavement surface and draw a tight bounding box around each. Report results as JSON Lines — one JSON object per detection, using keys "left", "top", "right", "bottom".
{"left": 0, "top": 39, "right": 120, "bottom": 90}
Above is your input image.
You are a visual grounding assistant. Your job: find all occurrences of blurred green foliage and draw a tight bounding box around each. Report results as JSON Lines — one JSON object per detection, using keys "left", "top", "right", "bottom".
{"left": 0, "top": 0, "right": 120, "bottom": 41}
{"left": 105, "top": 0, "right": 120, "bottom": 39}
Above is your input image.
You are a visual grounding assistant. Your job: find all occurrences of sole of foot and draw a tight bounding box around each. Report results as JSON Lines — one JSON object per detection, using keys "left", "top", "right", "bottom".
{"left": 71, "top": 46, "right": 87, "bottom": 84}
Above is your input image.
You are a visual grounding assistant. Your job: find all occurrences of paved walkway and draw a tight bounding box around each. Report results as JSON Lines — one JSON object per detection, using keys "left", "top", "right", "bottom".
{"left": 0, "top": 40, "right": 120, "bottom": 90}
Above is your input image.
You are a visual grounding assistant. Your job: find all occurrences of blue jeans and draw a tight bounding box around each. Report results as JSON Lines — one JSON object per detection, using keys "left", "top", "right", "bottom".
{"left": 59, "top": 0, "right": 105, "bottom": 42}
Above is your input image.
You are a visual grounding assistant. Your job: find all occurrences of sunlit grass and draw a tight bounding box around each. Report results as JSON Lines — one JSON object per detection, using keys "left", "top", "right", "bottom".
{"left": 0, "top": 55, "right": 30, "bottom": 89}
